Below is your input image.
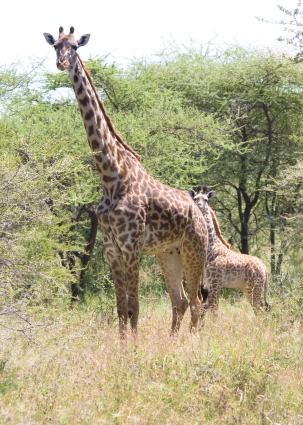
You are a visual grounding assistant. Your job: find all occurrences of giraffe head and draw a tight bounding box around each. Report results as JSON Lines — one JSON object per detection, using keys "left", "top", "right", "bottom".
{"left": 43, "top": 26, "right": 90, "bottom": 71}
{"left": 189, "top": 186, "right": 215, "bottom": 213}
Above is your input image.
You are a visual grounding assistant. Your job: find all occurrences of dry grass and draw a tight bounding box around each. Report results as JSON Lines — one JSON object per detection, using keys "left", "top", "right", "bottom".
{"left": 0, "top": 297, "right": 303, "bottom": 424}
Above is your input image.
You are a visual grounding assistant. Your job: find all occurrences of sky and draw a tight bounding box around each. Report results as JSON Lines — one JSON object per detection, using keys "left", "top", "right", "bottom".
{"left": 1, "top": 0, "right": 296, "bottom": 71}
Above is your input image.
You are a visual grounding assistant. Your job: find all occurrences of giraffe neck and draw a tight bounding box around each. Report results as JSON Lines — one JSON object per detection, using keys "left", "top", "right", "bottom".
{"left": 69, "top": 55, "right": 140, "bottom": 199}
{"left": 203, "top": 205, "right": 228, "bottom": 261}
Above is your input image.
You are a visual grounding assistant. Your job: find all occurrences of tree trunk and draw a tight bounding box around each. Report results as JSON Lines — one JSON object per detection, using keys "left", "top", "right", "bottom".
{"left": 71, "top": 207, "right": 98, "bottom": 302}
{"left": 240, "top": 220, "right": 249, "bottom": 254}
{"left": 270, "top": 220, "right": 276, "bottom": 276}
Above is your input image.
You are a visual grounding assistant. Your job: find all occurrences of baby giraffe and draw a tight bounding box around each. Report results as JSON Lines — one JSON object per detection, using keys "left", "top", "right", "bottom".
{"left": 190, "top": 188, "right": 269, "bottom": 313}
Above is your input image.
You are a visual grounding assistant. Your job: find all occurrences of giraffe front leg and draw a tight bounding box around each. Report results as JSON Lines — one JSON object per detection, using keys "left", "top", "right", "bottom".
{"left": 203, "top": 269, "right": 220, "bottom": 317}
{"left": 109, "top": 260, "right": 128, "bottom": 339}
{"left": 205, "top": 285, "right": 220, "bottom": 316}
{"left": 124, "top": 257, "right": 140, "bottom": 337}
{"left": 102, "top": 234, "right": 128, "bottom": 340}
{"left": 109, "top": 255, "right": 140, "bottom": 339}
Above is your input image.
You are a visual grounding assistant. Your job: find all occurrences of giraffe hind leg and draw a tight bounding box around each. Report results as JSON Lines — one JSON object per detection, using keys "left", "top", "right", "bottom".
{"left": 157, "top": 250, "right": 188, "bottom": 335}
{"left": 181, "top": 243, "right": 206, "bottom": 330}
{"left": 243, "top": 282, "right": 264, "bottom": 313}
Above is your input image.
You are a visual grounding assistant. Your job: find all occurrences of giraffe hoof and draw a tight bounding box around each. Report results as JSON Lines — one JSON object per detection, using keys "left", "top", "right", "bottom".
{"left": 128, "top": 310, "right": 133, "bottom": 319}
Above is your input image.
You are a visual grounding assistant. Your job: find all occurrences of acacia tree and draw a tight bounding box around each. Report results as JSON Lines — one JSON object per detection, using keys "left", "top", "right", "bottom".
{"left": 0, "top": 64, "right": 105, "bottom": 315}
{"left": 253, "top": 2, "right": 303, "bottom": 276}
{"left": 214, "top": 52, "right": 303, "bottom": 266}
{"left": 148, "top": 49, "right": 303, "bottom": 265}
{"left": 274, "top": 1, "right": 303, "bottom": 61}
{"left": 264, "top": 160, "right": 303, "bottom": 277}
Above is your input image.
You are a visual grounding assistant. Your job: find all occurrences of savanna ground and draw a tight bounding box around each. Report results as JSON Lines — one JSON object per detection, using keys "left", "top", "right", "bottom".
{"left": 1, "top": 292, "right": 303, "bottom": 425}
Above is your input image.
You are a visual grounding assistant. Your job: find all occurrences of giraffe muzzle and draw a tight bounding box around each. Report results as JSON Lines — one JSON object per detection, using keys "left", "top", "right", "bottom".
{"left": 56, "top": 60, "right": 68, "bottom": 71}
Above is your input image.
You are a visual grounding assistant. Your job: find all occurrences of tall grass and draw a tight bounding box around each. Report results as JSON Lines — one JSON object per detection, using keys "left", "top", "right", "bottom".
{"left": 0, "top": 296, "right": 302, "bottom": 424}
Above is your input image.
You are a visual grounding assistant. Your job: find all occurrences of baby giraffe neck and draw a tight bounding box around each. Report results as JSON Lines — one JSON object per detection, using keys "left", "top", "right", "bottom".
{"left": 203, "top": 208, "right": 218, "bottom": 255}
{"left": 202, "top": 205, "right": 230, "bottom": 262}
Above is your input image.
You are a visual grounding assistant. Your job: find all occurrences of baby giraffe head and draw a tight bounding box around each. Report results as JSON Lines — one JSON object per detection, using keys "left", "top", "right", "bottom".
{"left": 43, "top": 26, "right": 90, "bottom": 71}
{"left": 189, "top": 186, "right": 215, "bottom": 213}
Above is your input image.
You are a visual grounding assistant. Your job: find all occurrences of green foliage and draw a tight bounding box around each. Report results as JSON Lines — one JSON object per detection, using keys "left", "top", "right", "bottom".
{"left": 1, "top": 46, "right": 303, "bottom": 311}
{"left": 0, "top": 68, "right": 100, "bottom": 312}
{"left": 151, "top": 49, "right": 303, "bottom": 257}
{"left": 0, "top": 65, "right": 31, "bottom": 100}
{"left": 275, "top": 1, "right": 303, "bottom": 61}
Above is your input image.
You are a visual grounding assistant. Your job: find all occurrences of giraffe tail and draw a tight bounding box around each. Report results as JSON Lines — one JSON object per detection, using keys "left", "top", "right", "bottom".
{"left": 201, "top": 286, "right": 209, "bottom": 303}
{"left": 264, "top": 270, "right": 271, "bottom": 311}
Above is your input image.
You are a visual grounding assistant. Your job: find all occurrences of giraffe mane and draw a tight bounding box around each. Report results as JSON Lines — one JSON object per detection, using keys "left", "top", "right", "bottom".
{"left": 209, "top": 207, "right": 231, "bottom": 249}
{"left": 77, "top": 55, "right": 141, "bottom": 161}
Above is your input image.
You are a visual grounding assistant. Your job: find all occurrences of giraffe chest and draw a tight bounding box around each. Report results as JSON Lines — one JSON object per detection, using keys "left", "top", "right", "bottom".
{"left": 142, "top": 206, "right": 188, "bottom": 253}
{"left": 96, "top": 195, "right": 188, "bottom": 254}
{"left": 97, "top": 198, "right": 144, "bottom": 236}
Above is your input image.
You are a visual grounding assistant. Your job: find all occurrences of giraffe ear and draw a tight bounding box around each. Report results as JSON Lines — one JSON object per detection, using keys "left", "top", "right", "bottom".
{"left": 77, "top": 34, "right": 91, "bottom": 47}
{"left": 43, "top": 33, "right": 56, "bottom": 46}
{"left": 188, "top": 190, "right": 196, "bottom": 199}
{"left": 193, "top": 185, "right": 202, "bottom": 194}
{"left": 202, "top": 185, "right": 210, "bottom": 194}
{"left": 207, "top": 191, "right": 215, "bottom": 199}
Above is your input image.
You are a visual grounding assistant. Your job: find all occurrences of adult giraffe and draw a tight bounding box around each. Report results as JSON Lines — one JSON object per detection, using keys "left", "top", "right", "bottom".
{"left": 44, "top": 27, "right": 208, "bottom": 339}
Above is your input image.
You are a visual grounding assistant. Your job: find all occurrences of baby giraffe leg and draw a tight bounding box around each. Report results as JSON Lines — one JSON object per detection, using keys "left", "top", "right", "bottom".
{"left": 243, "top": 283, "right": 263, "bottom": 313}
{"left": 204, "top": 274, "right": 220, "bottom": 316}
{"left": 181, "top": 245, "right": 206, "bottom": 330}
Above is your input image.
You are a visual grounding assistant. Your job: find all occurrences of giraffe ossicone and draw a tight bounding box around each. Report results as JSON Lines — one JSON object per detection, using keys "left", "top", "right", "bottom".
{"left": 44, "top": 27, "right": 209, "bottom": 339}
